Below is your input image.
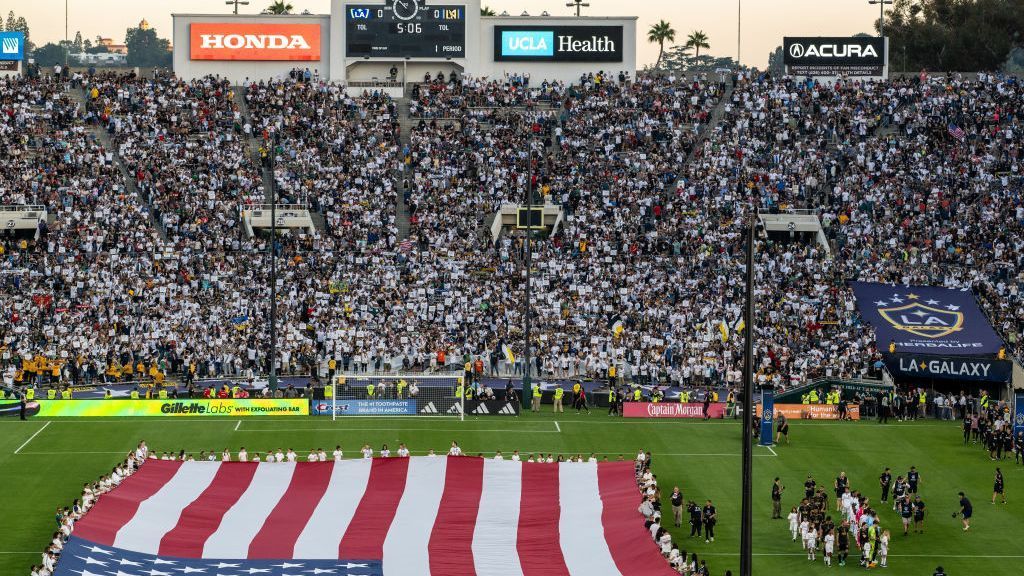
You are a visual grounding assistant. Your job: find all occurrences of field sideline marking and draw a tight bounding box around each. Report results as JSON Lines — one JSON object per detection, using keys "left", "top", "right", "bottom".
{"left": 236, "top": 427, "right": 559, "bottom": 433}
{"left": 13, "top": 421, "right": 51, "bottom": 454}
{"left": 234, "top": 420, "right": 242, "bottom": 431}
{"left": 554, "top": 421, "right": 561, "bottom": 432}
{"left": 761, "top": 444, "right": 778, "bottom": 457}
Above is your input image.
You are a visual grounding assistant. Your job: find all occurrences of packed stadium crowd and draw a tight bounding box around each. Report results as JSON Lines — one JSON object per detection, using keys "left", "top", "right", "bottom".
{"left": 1, "top": 67, "right": 1022, "bottom": 394}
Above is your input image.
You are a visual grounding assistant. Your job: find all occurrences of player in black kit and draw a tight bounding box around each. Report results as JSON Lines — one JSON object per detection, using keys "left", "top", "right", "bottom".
{"left": 992, "top": 467, "right": 1006, "bottom": 504}
{"left": 879, "top": 467, "right": 892, "bottom": 503}
{"left": 907, "top": 466, "right": 921, "bottom": 495}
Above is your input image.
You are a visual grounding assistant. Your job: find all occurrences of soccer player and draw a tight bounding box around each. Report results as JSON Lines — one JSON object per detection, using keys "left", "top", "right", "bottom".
{"left": 804, "top": 521, "right": 817, "bottom": 561}
{"left": 799, "top": 517, "right": 811, "bottom": 558}
{"left": 834, "top": 472, "right": 848, "bottom": 511}
{"left": 771, "top": 477, "right": 784, "bottom": 519}
{"left": 879, "top": 467, "right": 892, "bottom": 503}
{"left": 992, "top": 467, "right": 1006, "bottom": 504}
{"left": 823, "top": 528, "right": 834, "bottom": 566}
{"left": 956, "top": 491, "right": 972, "bottom": 531}
{"left": 913, "top": 495, "right": 926, "bottom": 533}
{"left": 878, "top": 529, "right": 890, "bottom": 568}
{"left": 803, "top": 474, "right": 816, "bottom": 500}
{"left": 776, "top": 414, "right": 790, "bottom": 444}
{"left": 836, "top": 520, "right": 850, "bottom": 567}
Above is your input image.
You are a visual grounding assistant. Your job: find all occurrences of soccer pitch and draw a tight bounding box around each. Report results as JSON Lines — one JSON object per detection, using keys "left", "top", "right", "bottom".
{"left": 1, "top": 413, "right": 1019, "bottom": 575}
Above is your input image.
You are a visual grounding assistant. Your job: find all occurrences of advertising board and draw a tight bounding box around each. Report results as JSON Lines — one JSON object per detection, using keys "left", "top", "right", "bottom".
{"left": 494, "top": 25, "right": 623, "bottom": 62}
{"left": 756, "top": 403, "right": 860, "bottom": 420}
{"left": 0, "top": 32, "right": 25, "bottom": 61}
{"left": 623, "top": 402, "right": 724, "bottom": 419}
{"left": 313, "top": 399, "right": 417, "bottom": 416}
{"left": 783, "top": 36, "right": 886, "bottom": 77}
{"left": 190, "top": 23, "right": 321, "bottom": 61}
{"left": 346, "top": 4, "right": 466, "bottom": 58}
{"left": 36, "top": 399, "right": 309, "bottom": 417}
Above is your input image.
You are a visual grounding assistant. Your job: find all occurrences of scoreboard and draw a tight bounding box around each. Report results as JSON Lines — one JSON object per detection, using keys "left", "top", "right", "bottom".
{"left": 346, "top": 1, "right": 466, "bottom": 58}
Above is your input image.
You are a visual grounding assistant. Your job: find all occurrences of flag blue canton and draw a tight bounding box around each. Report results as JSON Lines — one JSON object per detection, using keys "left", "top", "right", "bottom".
{"left": 54, "top": 536, "right": 383, "bottom": 576}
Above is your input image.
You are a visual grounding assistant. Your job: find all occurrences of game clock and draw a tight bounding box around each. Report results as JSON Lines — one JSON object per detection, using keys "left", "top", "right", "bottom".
{"left": 346, "top": 1, "right": 466, "bottom": 58}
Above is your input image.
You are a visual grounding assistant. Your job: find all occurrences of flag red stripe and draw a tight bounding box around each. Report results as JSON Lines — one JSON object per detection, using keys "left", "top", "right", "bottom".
{"left": 248, "top": 462, "right": 335, "bottom": 558}
{"left": 596, "top": 461, "right": 677, "bottom": 576}
{"left": 338, "top": 458, "right": 410, "bottom": 560}
{"left": 157, "top": 462, "right": 259, "bottom": 557}
{"left": 517, "top": 463, "right": 570, "bottom": 576}
{"left": 74, "top": 460, "right": 183, "bottom": 546}
{"left": 427, "top": 457, "right": 484, "bottom": 576}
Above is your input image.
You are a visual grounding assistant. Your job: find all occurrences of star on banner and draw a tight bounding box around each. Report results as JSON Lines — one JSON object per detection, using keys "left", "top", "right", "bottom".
{"left": 272, "top": 563, "right": 305, "bottom": 569}
{"left": 925, "top": 299, "right": 939, "bottom": 305}
{"left": 874, "top": 300, "right": 888, "bottom": 306}
{"left": 336, "top": 565, "right": 369, "bottom": 569}
{"left": 907, "top": 293, "right": 919, "bottom": 299}
{"left": 889, "top": 295, "right": 904, "bottom": 303}
{"left": 176, "top": 566, "right": 207, "bottom": 573}
{"left": 120, "top": 558, "right": 144, "bottom": 567}
{"left": 208, "top": 563, "right": 240, "bottom": 569}
{"left": 74, "top": 556, "right": 109, "bottom": 567}
{"left": 87, "top": 546, "right": 115, "bottom": 556}
{"left": 946, "top": 305, "right": 960, "bottom": 311}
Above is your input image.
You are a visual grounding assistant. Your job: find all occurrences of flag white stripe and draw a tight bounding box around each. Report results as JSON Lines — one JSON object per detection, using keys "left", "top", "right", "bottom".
{"left": 292, "top": 459, "right": 372, "bottom": 559}
{"left": 202, "top": 462, "right": 295, "bottom": 558}
{"left": 382, "top": 457, "right": 447, "bottom": 575}
{"left": 472, "top": 460, "right": 524, "bottom": 576}
{"left": 113, "top": 462, "right": 223, "bottom": 555}
{"left": 559, "top": 462, "right": 623, "bottom": 576}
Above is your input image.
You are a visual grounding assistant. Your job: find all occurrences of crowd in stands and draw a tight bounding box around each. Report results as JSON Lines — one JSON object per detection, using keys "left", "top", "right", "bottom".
{"left": 2, "top": 68, "right": 1023, "bottom": 394}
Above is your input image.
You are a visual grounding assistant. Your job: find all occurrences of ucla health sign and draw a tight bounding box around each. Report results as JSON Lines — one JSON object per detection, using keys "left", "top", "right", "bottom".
{"left": 850, "top": 282, "right": 1004, "bottom": 355}
{"left": 494, "top": 25, "right": 623, "bottom": 62}
{"left": 0, "top": 32, "right": 25, "bottom": 61}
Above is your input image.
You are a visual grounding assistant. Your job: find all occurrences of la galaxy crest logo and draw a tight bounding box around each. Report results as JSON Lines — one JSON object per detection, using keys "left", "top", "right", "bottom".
{"left": 874, "top": 293, "right": 964, "bottom": 339}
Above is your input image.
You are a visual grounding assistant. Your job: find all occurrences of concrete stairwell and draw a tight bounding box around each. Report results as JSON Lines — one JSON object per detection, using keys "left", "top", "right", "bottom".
{"left": 65, "top": 87, "right": 169, "bottom": 242}
{"left": 684, "top": 79, "right": 736, "bottom": 169}
{"left": 394, "top": 97, "right": 415, "bottom": 240}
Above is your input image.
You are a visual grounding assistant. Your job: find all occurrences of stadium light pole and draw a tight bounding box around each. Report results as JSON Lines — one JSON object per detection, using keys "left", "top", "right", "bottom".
{"left": 740, "top": 213, "right": 757, "bottom": 576}
{"left": 736, "top": 0, "right": 741, "bottom": 66}
{"left": 226, "top": 0, "right": 250, "bottom": 14}
{"left": 565, "top": 0, "right": 590, "bottom": 17}
{"left": 869, "top": 0, "right": 893, "bottom": 38}
{"left": 65, "top": 0, "right": 68, "bottom": 67}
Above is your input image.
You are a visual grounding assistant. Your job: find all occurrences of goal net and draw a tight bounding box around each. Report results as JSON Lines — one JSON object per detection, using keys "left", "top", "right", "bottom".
{"left": 318, "top": 373, "right": 522, "bottom": 421}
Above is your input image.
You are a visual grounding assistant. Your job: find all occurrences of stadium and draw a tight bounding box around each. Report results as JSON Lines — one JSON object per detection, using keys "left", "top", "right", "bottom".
{"left": 1, "top": 0, "right": 1023, "bottom": 575}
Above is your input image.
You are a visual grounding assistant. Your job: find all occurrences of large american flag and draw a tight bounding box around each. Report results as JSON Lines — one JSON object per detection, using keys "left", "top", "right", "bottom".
{"left": 56, "top": 458, "right": 674, "bottom": 576}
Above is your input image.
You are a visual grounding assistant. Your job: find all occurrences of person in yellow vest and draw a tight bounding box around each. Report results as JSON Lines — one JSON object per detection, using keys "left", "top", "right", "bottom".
{"left": 531, "top": 382, "right": 541, "bottom": 412}
{"left": 135, "top": 361, "right": 145, "bottom": 378}
{"left": 130, "top": 388, "right": 140, "bottom": 400}
{"left": 396, "top": 379, "right": 407, "bottom": 399}
{"left": 366, "top": 382, "right": 375, "bottom": 399}
{"left": 25, "top": 386, "right": 35, "bottom": 401}
{"left": 60, "top": 387, "right": 72, "bottom": 400}
{"left": 633, "top": 387, "right": 642, "bottom": 402}
{"left": 801, "top": 393, "right": 810, "bottom": 405}
{"left": 553, "top": 386, "right": 564, "bottom": 413}
{"left": 157, "top": 386, "right": 168, "bottom": 400}
{"left": 46, "top": 387, "right": 57, "bottom": 400}
{"left": 103, "top": 388, "right": 112, "bottom": 400}
{"left": 980, "top": 391, "right": 989, "bottom": 410}
{"left": 232, "top": 385, "right": 242, "bottom": 398}
{"left": 680, "top": 389, "right": 690, "bottom": 403}
{"left": 919, "top": 390, "right": 927, "bottom": 418}
{"left": 808, "top": 389, "right": 819, "bottom": 404}
{"left": 455, "top": 382, "right": 465, "bottom": 399}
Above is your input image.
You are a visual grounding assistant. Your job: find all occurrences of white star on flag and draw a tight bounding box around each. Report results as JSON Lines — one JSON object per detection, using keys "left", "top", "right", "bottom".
{"left": 75, "top": 556, "right": 109, "bottom": 566}
{"left": 110, "top": 570, "right": 142, "bottom": 576}
{"left": 150, "top": 558, "right": 177, "bottom": 565}
{"left": 120, "top": 558, "right": 144, "bottom": 566}
{"left": 874, "top": 300, "right": 887, "bottom": 306}
{"left": 242, "top": 569, "right": 271, "bottom": 574}
{"left": 144, "top": 569, "right": 172, "bottom": 576}
{"left": 70, "top": 570, "right": 106, "bottom": 576}
{"left": 912, "top": 310, "right": 928, "bottom": 317}
{"left": 208, "top": 563, "right": 240, "bottom": 569}
{"left": 272, "top": 563, "right": 305, "bottom": 569}
{"left": 306, "top": 569, "right": 336, "bottom": 574}
{"left": 946, "top": 305, "right": 960, "bottom": 311}
{"left": 336, "top": 564, "right": 368, "bottom": 569}
{"left": 889, "top": 295, "right": 904, "bottom": 303}
{"left": 925, "top": 299, "right": 939, "bottom": 305}
{"left": 87, "top": 545, "right": 115, "bottom": 555}
{"left": 176, "top": 566, "right": 207, "bottom": 573}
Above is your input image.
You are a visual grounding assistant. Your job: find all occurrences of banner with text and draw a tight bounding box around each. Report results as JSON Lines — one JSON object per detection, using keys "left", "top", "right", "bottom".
{"left": 313, "top": 400, "right": 416, "bottom": 416}
{"left": 756, "top": 403, "right": 860, "bottom": 421}
{"left": 623, "top": 402, "right": 724, "bottom": 419}
{"left": 1014, "top": 391, "right": 1024, "bottom": 440}
{"left": 190, "top": 23, "right": 322, "bottom": 61}
{"left": 759, "top": 390, "right": 775, "bottom": 445}
{"left": 36, "top": 399, "right": 308, "bottom": 417}
{"left": 850, "top": 282, "right": 1004, "bottom": 355}
{"left": 783, "top": 36, "right": 886, "bottom": 76}
{"left": 883, "top": 355, "right": 1012, "bottom": 383}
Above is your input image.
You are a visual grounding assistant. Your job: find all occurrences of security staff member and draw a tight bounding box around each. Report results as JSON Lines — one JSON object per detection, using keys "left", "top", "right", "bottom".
{"left": 103, "top": 389, "right": 113, "bottom": 400}
{"left": 531, "top": 382, "right": 541, "bottom": 412}
{"left": 879, "top": 467, "right": 893, "bottom": 503}
{"left": 607, "top": 386, "right": 618, "bottom": 415}
{"left": 632, "top": 387, "right": 642, "bottom": 402}
{"left": 130, "top": 388, "right": 140, "bottom": 400}
{"left": 366, "top": 382, "right": 376, "bottom": 399}
{"left": 771, "top": 477, "right": 784, "bottom": 519}
{"left": 702, "top": 500, "right": 717, "bottom": 542}
{"left": 60, "top": 387, "right": 72, "bottom": 400}
{"left": 46, "top": 388, "right": 57, "bottom": 400}
{"left": 25, "top": 386, "right": 35, "bottom": 401}
{"left": 552, "top": 386, "right": 564, "bottom": 413}
{"left": 157, "top": 386, "right": 169, "bottom": 400}
{"left": 396, "top": 379, "right": 406, "bottom": 399}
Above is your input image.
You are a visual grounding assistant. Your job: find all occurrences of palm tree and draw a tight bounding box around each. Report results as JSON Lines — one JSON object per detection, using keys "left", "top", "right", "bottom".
{"left": 685, "top": 30, "right": 711, "bottom": 60}
{"left": 647, "top": 20, "right": 676, "bottom": 69}
{"left": 266, "top": 1, "right": 293, "bottom": 14}
{"left": 481, "top": 6, "right": 496, "bottom": 16}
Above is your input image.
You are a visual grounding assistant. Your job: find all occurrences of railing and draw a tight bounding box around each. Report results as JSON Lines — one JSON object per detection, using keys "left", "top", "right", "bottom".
{"left": 0, "top": 204, "right": 46, "bottom": 213}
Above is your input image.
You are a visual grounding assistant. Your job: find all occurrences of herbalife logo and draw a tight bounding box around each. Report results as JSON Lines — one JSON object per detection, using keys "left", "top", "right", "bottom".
{"left": 2, "top": 37, "right": 19, "bottom": 55}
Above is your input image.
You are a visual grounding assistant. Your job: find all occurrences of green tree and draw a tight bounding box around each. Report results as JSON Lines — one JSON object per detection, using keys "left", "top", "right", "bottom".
{"left": 685, "top": 30, "right": 710, "bottom": 60}
{"left": 266, "top": 1, "right": 294, "bottom": 14}
{"left": 32, "top": 42, "right": 67, "bottom": 67}
{"left": 12, "top": 14, "right": 32, "bottom": 51}
{"left": 125, "top": 26, "right": 171, "bottom": 68}
{"left": 767, "top": 45, "right": 785, "bottom": 77}
{"left": 5, "top": 11, "right": 14, "bottom": 33}
{"left": 647, "top": 20, "right": 676, "bottom": 69}
{"left": 481, "top": 5, "right": 496, "bottom": 16}
{"left": 73, "top": 31, "right": 83, "bottom": 53}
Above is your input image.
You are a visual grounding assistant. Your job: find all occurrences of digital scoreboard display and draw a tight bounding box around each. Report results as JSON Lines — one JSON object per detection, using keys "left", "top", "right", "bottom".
{"left": 346, "top": 2, "right": 466, "bottom": 58}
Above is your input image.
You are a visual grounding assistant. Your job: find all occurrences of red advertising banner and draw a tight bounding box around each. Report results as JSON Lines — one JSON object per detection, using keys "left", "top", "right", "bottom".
{"left": 756, "top": 403, "right": 860, "bottom": 421}
{"left": 190, "top": 23, "right": 321, "bottom": 61}
{"left": 623, "top": 402, "right": 725, "bottom": 419}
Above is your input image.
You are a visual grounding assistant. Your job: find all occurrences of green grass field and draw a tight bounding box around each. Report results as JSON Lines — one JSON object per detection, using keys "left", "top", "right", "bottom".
{"left": 1, "top": 412, "right": 1020, "bottom": 575}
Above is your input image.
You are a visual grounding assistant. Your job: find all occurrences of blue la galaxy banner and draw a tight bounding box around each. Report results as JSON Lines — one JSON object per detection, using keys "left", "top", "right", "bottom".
{"left": 850, "top": 282, "right": 1004, "bottom": 355}
{"left": 883, "top": 355, "right": 1012, "bottom": 383}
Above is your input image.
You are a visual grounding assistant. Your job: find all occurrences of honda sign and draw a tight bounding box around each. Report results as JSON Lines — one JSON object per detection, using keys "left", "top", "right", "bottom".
{"left": 783, "top": 36, "right": 887, "bottom": 77}
{"left": 190, "top": 23, "right": 321, "bottom": 61}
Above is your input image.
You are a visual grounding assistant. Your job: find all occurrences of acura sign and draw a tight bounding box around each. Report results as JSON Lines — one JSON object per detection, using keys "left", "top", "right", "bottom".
{"left": 783, "top": 36, "right": 887, "bottom": 77}
{"left": 494, "top": 25, "right": 623, "bottom": 62}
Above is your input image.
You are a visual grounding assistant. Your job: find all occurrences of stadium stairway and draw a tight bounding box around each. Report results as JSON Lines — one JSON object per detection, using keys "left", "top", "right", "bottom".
{"left": 683, "top": 77, "right": 735, "bottom": 169}
{"left": 66, "top": 87, "right": 170, "bottom": 243}
{"left": 394, "top": 98, "right": 414, "bottom": 240}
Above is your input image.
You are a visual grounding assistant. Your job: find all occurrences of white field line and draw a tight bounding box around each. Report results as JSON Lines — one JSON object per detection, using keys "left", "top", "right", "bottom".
{"left": 13, "top": 421, "right": 51, "bottom": 454}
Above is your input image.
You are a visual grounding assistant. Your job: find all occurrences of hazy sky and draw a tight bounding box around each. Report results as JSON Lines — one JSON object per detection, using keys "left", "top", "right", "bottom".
{"left": 8, "top": 0, "right": 879, "bottom": 68}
